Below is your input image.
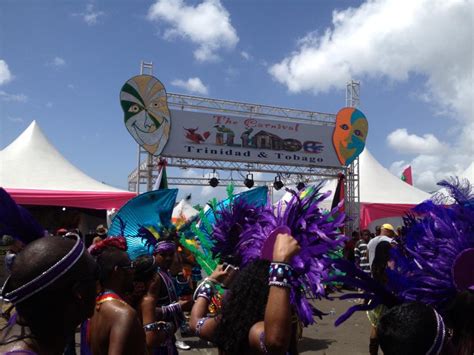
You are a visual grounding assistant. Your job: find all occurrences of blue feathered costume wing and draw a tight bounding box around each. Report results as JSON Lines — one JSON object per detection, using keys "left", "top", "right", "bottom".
{"left": 108, "top": 189, "right": 178, "bottom": 260}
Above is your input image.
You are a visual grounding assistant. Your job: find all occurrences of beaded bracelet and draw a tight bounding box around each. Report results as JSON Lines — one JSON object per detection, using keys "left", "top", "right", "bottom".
{"left": 192, "top": 278, "right": 217, "bottom": 301}
{"left": 268, "top": 262, "right": 293, "bottom": 289}
{"left": 143, "top": 321, "right": 173, "bottom": 334}
{"left": 195, "top": 316, "right": 210, "bottom": 337}
{"left": 259, "top": 331, "right": 269, "bottom": 354}
{"left": 161, "top": 302, "right": 182, "bottom": 321}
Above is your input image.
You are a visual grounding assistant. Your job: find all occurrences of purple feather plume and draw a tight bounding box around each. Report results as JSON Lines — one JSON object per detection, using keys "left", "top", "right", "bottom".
{"left": 327, "top": 258, "right": 401, "bottom": 326}
{"left": 333, "top": 178, "right": 474, "bottom": 326}
{"left": 254, "top": 186, "right": 346, "bottom": 326}
{"left": 0, "top": 188, "right": 45, "bottom": 244}
{"left": 393, "top": 179, "right": 474, "bottom": 310}
{"left": 211, "top": 196, "right": 265, "bottom": 265}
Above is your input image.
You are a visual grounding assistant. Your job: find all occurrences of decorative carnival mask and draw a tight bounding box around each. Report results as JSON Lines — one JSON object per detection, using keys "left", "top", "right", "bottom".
{"left": 332, "top": 107, "right": 368, "bottom": 166}
{"left": 120, "top": 75, "right": 171, "bottom": 156}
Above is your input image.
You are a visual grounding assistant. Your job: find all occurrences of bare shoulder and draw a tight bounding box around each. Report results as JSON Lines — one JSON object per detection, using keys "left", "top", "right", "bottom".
{"left": 248, "top": 321, "right": 264, "bottom": 351}
{"left": 107, "top": 300, "right": 137, "bottom": 319}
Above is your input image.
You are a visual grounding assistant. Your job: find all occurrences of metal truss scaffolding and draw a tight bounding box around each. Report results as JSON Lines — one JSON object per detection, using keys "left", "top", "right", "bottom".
{"left": 128, "top": 93, "right": 345, "bottom": 193}
{"left": 344, "top": 80, "right": 361, "bottom": 233}
{"left": 127, "top": 63, "right": 359, "bottom": 234}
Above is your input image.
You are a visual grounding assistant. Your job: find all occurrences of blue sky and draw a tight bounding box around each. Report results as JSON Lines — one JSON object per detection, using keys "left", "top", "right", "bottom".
{"left": 1, "top": 0, "right": 472, "bottom": 202}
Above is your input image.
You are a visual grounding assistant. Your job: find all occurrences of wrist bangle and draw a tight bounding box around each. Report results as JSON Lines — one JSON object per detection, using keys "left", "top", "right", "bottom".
{"left": 193, "top": 279, "right": 216, "bottom": 301}
{"left": 195, "top": 316, "right": 210, "bottom": 337}
{"left": 268, "top": 262, "right": 293, "bottom": 288}
{"left": 144, "top": 321, "right": 172, "bottom": 334}
{"left": 259, "top": 331, "right": 268, "bottom": 354}
{"left": 161, "top": 302, "right": 183, "bottom": 321}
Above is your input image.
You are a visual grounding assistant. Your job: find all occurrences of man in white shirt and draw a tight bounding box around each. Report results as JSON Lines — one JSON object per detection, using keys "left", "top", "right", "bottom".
{"left": 367, "top": 223, "right": 396, "bottom": 269}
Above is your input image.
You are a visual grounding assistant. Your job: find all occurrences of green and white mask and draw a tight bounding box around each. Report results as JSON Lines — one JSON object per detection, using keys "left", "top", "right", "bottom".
{"left": 120, "top": 75, "right": 171, "bottom": 155}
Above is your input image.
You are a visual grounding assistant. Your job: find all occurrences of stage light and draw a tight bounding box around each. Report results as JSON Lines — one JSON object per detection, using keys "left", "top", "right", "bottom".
{"left": 62, "top": 207, "right": 66, "bottom": 211}
{"left": 296, "top": 182, "right": 305, "bottom": 191}
{"left": 273, "top": 176, "right": 284, "bottom": 190}
{"left": 244, "top": 173, "right": 254, "bottom": 189}
{"left": 209, "top": 177, "right": 219, "bottom": 188}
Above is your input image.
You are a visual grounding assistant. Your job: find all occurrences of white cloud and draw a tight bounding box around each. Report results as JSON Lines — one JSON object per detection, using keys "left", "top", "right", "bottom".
{"left": 390, "top": 153, "right": 468, "bottom": 192}
{"left": 7, "top": 116, "right": 24, "bottom": 123}
{"left": 240, "top": 51, "right": 251, "bottom": 61}
{"left": 75, "top": 4, "right": 105, "bottom": 25}
{"left": 269, "top": 0, "right": 473, "bottom": 193}
{"left": 0, "top": 60, "right": 12, "bottom": 85}
{"left": 171, "top": 77, "right": 209, "bottom": 95}
{"left": 269, "top": 0, "right": 472, "bottom": 118}
{"left": 50, "top": 57, "right": 66, "bottom": 67}
{"left": 148, "top": 0, "right": 239, "bottom": 62}
{"left": 387, "top": 128, "right": 447, "bottom": 155}
{"left": 0, "top": 90, "right": 28, "bottom": 102}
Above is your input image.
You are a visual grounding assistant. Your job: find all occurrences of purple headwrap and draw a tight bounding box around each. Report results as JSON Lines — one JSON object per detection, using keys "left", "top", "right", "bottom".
{"left": 1, "top": 234, "right": 85, "bottom": 305}
{"left": 154, "top": 240, "right": 177, "bottom": 254}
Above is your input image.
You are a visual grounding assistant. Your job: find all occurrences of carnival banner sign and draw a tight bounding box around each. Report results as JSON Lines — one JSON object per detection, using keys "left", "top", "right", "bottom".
{"left": 161, "top": 110, "right": 344, "bottom": 168}
{"left": 120, "top": 75, "right": 368, "bottom": 167}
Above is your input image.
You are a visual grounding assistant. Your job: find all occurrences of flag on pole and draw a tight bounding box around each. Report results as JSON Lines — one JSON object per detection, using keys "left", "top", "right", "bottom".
{"left": 153, "top": 158, "right": 168, "bottom": 190}
{"left": 401, "top": 166, "right": 413, "bottom": 185}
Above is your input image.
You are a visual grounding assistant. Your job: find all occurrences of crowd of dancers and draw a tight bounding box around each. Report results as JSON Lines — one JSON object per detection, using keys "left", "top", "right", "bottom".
{"left": 0, "top": 178, "right": 472, "bottom": 355}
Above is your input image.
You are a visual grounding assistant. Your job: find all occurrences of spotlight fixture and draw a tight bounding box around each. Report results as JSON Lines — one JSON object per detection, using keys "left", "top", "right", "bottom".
{"left": 244, "top": 173, "right": 254, "bottom": 189}
{"left": 209, "top": 177, "right": 219, "bottom": 188}
{"left": 296, "top": 182, "right": 305, "bottom": 191}
{"left": 273, "top": 176, "right": 284, "bottom": 190}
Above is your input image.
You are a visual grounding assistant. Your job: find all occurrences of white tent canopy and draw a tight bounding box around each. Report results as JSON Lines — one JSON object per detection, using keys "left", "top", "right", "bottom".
{"left": 0, "top": 121, "right": 125, "bottom": 192}
{"left": 172, "top": 198, "right": 199, "bottom": 222}
{"left": 359, "top": 149, "right": 430, "bottom": 204}
{"left": 279, "top": 149, "right": 429, "bottom": 204}
{"left": 461, "top": 162, "right": 474, "bottom": 182}
{"left": 0, "top": 121, "right": 135, "bottom": 209}
{"left": 278, "top": 149, "right": 430, "bottom": 229}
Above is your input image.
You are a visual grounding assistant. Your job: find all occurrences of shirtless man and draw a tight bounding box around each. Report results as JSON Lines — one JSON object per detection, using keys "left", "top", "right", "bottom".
{"left": 88, "top": 237, "right": 146, "bottom": 355}
{"left": 0, "top": 234, "right": 97, "bottom": 354}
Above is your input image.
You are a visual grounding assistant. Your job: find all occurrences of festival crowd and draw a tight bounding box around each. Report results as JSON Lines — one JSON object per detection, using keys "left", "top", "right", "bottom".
{"left": 0, "top": 179, "right": 472, "bottom": 355}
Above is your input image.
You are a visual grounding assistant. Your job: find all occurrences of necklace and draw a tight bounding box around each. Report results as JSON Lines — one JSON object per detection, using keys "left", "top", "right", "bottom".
{"left": 95, "top": 290, "right": 128, "bottom": 310}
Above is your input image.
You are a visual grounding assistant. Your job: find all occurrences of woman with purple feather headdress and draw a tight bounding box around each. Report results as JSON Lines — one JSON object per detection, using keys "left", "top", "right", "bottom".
{"left": 331, "top": 178, "right": 474, "bottom": 355}
{"left": 190, "top": 184, "right": 346, "bottom": 354}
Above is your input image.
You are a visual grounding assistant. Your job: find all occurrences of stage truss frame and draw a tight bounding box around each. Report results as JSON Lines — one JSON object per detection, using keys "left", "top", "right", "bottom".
{"left": 127, "top": 62, "right": 360, "bottom": 233}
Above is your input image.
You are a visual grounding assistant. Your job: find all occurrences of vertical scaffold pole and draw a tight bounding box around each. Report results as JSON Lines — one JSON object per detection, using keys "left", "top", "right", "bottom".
{"left": 135, "top": 61, "right": 155, "bottom": 193}
{"left": 345, "top": 80, "right": 361, "bottom": 234}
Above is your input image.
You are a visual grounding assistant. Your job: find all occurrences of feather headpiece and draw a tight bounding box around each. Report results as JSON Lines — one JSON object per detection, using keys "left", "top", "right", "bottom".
{"left": 252, "top": 185, "right": 346, "bottom": 326}
{"left": 332, "top": 178, "right": 474, "bottom": 326}
{"left": 0, "top": 188, "right": 45, "bottom": 244}
{"left": 395, "top": 178, "right": 474, "bottom": 309}
{"left": 210, "top": 186, "right": 268, "bottom": 266}
{"left": 179, "top": 186, "right": 268, "bottom": 275}
{"left": 108, "top": 189, "right": 179, "bottom": 260}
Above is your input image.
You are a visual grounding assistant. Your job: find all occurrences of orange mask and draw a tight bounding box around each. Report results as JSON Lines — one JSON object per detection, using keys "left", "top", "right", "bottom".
{"left": 332, "top": 107, "right": 368, "bottom": 166}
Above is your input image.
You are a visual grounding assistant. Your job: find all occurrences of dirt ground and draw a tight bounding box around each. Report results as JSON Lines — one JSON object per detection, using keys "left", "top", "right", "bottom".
{"left": 176, "top": 292, "right": 371, "bottom": 355}
{"left": 0, "top": 291, "right": 370, "bottom": 354}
